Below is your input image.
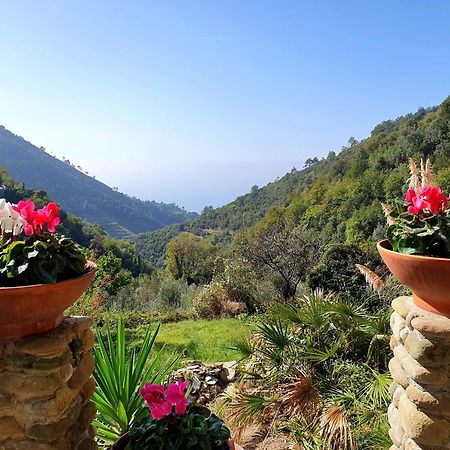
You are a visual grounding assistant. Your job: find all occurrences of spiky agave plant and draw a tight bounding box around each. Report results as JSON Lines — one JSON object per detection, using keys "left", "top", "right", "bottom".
{"left": 92, "top": 319, "right": 178, "bottom": 444}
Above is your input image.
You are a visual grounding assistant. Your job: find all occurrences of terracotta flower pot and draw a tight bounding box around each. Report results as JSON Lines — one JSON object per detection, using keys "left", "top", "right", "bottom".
{"left": 0, "top": 261, "right": 96, "bottom": 338}
{"left": 377, "top": 239, "right": 450, "bottom": 314}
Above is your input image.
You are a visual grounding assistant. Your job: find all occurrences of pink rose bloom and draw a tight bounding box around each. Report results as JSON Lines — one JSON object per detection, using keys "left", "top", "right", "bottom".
{"left": 141, "top": 383, "right": 172, "bottom": 420}
{"left": 166, "top": 380, "right": 189, "bottom": 415}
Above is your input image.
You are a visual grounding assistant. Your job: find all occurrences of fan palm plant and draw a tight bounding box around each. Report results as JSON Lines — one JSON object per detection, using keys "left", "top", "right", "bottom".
{"left": 222, "top": 289, "right": 392, "bottom": 449}
{"left": 92, "top": 319, "right": 178, "bottom": 445}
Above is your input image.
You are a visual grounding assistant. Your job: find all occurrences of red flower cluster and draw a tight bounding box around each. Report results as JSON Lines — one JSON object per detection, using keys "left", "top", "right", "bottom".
{"left": 13, "top": 200, "right": 60, "bottom": 236}
{"left": 141, "top": 380, "right": 189, "bottom": 420}
{"left": 405, "top": 185, "right": 449, "bottom": 215}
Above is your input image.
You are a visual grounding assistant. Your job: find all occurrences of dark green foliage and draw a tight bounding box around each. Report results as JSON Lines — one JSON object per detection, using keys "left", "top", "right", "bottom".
{"left": 0, "top": 126, "right": 195, "bottom": 237}
{"left": 166, "top": 232, "right": 217, "bottom": 285}
{"left": 128, "top": 406, "right": 230, "bottom": 450}
{"left": 387, "top": 207, "right": 450, "bottom": 257}
{"left": 306, "top": 244, "right": 381, "bottom": 303}
{"left": 0, "top": 233, "right": 86, "bottom": 286}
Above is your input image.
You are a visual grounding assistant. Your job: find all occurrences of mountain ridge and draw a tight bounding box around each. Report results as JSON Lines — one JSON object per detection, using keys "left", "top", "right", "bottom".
{"left": 0, "top": 126, "right": 196, "bottom": 238}
{"left": 135, "top": 98, "right": 450, "bottom": 266}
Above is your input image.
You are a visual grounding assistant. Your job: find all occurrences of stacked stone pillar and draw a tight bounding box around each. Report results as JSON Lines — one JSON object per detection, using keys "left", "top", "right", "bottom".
{"left": 0, "top": 317, "right": 97, "bottom": 449}
{"left": 389, "top": 296, "right": 450, "bottom": 450}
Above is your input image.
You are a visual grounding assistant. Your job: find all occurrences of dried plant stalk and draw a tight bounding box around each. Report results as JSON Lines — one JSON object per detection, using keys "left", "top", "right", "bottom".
{"left": 408, "top": 158, "right": 421, "bottom": 193}
{"left": 355, "top": 264, "right": 384, "bottom": 292}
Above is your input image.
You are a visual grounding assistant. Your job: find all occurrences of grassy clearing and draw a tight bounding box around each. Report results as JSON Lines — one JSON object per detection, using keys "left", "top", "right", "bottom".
{"left": 152, "top": 318, "right": 254, "bottom": 363}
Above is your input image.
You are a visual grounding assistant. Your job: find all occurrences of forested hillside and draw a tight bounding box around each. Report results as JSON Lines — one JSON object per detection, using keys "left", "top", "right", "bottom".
{"left": 0, "top": 166, "right": 149, "bottom": 277}
{"left": 136, "top": 97, "right": 450, "bottom": 266}
{"left": 0, "top": 126, "right": 195, "bottom": 238}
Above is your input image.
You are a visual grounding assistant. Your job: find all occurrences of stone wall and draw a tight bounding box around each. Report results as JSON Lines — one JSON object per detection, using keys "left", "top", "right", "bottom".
{"left": 389, "top": 296, "right": 450, "bottom": 450}
{"left": 0, "top": 317, "right": 97, "bottom": 450}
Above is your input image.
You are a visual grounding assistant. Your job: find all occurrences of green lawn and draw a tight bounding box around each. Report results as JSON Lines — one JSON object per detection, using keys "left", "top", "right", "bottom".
{"left": 152, "top": 318, "right": 254, "bottom": 363}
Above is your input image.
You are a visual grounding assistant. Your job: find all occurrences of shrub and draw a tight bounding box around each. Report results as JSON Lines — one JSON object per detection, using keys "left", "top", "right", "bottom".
{"left": 193, "top": 283, "right": 247, "bottom": 319}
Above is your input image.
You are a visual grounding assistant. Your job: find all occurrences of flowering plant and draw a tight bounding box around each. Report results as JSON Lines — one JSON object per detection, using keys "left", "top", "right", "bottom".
{"left": 383, "top": 159, "right": 450, "bottom": 257}
{"left": 126, "top": 380, "right": 231, "bottom": 450}
{"left": 0, "top": 199, "right": 87, "bottom": 286}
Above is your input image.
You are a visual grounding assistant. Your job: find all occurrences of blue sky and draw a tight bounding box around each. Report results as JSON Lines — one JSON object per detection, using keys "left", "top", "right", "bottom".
{"left": 1, "top": 1, "right": 450, "bottom": 211}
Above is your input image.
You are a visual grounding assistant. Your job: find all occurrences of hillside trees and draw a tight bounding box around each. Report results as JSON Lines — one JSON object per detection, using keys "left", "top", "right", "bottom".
{"left": 236, "top": 208, "right": 323, "bottom": 299}
{"left": 166, "top": 232, "right": 218, "bottom": 285}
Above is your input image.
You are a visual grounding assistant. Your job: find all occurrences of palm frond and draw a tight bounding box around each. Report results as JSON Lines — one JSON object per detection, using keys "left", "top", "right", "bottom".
{"left": 320, "top": 404, "right": 355, "bottom": 450}
{"left": 257, "top": 319, "right": 292, "bottom": 351}
{"left": 230, "top": 337, "right": 254, "bottom": 360}
{"left": 361, "top": 368, "right": 391, "bottom": 409}
{"left": 228, "top": 393, "right": 269, "bottom": 425}
{"left": 280, "top": 369, "right": 319, "bottom": 417}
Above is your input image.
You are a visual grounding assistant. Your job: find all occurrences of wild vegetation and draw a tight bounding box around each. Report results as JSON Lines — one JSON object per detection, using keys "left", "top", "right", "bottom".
{"left": 2, "top": 96, "right": 450, "bottom": 448}
{"left": 137, "top": 98, "right": 450, "bottom": 268}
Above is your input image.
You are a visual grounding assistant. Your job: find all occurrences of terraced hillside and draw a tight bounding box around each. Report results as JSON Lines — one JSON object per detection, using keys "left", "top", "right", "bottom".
{"left": 0, "top": 126, "right": 196, "bottom": 238}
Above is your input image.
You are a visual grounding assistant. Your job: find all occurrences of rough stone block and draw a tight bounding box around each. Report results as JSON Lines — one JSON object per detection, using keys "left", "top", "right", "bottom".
{"left": 6, "top": 351, "right": 73, "bottom": 374}
{"left": 394, "top": 345, "right": 447, "bottom": 386}
{"left": 411, "top": 316, "right": 450, "bottom": 339}
{"left": 67, "top": 353, "right": 95, "bottom": 390}
{"left": 81, "top": 329, "right": 95, "bottom": 352}
{"left": 392, "top": 312, "right": 407, "bottom": 342}
{"left": 17, "top": 338, "right": 68, "bottom": 358}
{"left": 398, "top": 393, "right": 450, "bottom": 446}
{"left": 388, "top": 404, "right": 403, "bottom": 446}
{"left": 0, "top": 317, "right": 96, "bottom": 447}
{"left": 392, "top": 297, "right": 411, "bottom": 319}
{"left": 404, "top": 331, "right": 436, "bottom": 366}
{"left": 22, "top": 388, "right": 80, "bottom": 426}
{"left": 80, "top": 378, "right": 96, "bottom": 402}
{"left": 26, "top": 397, "right": 83, "bottom": 442}
{"left": 389, "top": 357, "right": 409, "bottom": 388}
{"left": 391, "top": 335, "right": 398, "bottom": 352}
{"left": 393, "top": 384, "right": 405, "bottom": 408}
{"left": 0, "top": 417, "right": 24, "bottom": 440}
{"left": 0, "top": 372, "right": 62, "bottom": 400}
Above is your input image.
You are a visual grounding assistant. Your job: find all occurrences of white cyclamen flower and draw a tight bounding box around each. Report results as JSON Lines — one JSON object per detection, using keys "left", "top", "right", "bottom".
{"left": 0, "top": 199, "right": 11, "bottom": 233}
{"left": 0, "top": 201, "right": 24, "bottom": 236}
{"left": 8, "top": 204, "right": 24, "bottom": 236}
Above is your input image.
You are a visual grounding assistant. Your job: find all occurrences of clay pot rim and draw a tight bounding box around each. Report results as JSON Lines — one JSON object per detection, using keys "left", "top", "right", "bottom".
{"left": 377, "top": 239, "right": 450, "bottom": 263}
{"left": 0, "top": 260, "right": 97, "bottom": 291}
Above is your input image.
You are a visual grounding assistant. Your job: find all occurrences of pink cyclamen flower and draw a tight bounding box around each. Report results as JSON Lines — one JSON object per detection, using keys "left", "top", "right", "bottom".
{"left": 42, "top": 202, "right": 60, "bottom": 232}
{"left": 141, "top": 384, "right": 172, "bottom": 420}
{"left": 405, "top": 188, "right": 417, "bottom": 203}
{"left": 166, "top": 380, "right": 190, "bottom": 415}
{"left": 407, "top": 196, "right": 428, "bottom": 215}
{"left": 13, "top": 200, "right": 36, "bottom": 235}
{"left": 420, "top": 185, "right": 449, "bottom": 214}
{"left": 405, "top": 185, "right": 449, "bottom": 216}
